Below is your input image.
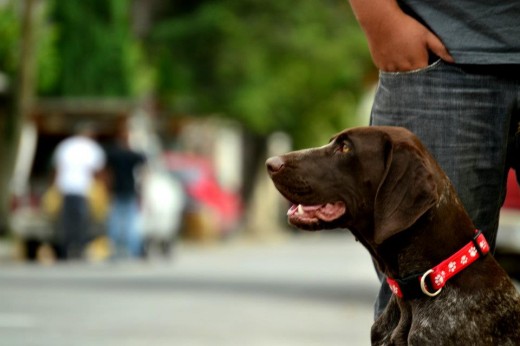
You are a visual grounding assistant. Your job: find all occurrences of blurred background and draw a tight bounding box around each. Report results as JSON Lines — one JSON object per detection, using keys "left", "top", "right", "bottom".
{"left": 0, "top": 1, "right": 518, "bottom": 345}
{"left": 0, "top": 0, "right": 377, "bottom": 346}
{"left": 1, "top": 0, "right": 375, "bottom": 258}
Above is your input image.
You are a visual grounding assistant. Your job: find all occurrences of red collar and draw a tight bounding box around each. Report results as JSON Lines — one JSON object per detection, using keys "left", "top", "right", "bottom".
{"left": 386, "top": 230, "right": 489, "bottom": 299}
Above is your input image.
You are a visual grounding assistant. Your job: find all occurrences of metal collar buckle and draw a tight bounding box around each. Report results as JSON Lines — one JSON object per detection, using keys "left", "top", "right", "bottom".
{"left": 420, "top": 269, "right": 442, "bottom": 297}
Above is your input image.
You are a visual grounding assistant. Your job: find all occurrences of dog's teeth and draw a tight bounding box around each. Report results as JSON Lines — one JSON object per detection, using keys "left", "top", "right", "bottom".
{"left": 297, "top": 204, "right": 304, "bottom": 215}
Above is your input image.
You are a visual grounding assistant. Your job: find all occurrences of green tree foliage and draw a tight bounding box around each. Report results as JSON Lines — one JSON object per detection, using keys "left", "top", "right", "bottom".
{"left": 0, "top": 1, "right": 58, "bottom": 94}
{"left": 44, "top": 0, "right": 149, "bottom": 97}
{"left": 146, "top": 0, "right": 373, "bottom": 147}
{"left": 2, "top": 0, "right": 373, "bottom": 147}
{"left": 0, "top": 1, "right": 20, "bottom": 77}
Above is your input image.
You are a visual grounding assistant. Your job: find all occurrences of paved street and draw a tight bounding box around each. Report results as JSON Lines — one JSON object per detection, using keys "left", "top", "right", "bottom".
{"left": 0, "top": 232, "right": 379, "bottom": 346}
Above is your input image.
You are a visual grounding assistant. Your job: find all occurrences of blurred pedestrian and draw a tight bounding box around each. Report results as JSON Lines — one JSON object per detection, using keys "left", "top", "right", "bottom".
{"left": 105, "top": 125, "right": 147, "bottom": 259}
{"left": 347, "top": 0, "right": 520, "bottom": 318}
{"left": 53, "top": 122, "right": 106, "bottom": 260}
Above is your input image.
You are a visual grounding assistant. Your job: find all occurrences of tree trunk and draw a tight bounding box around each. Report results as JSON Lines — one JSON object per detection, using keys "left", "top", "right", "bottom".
{"left": 243, "top": 132, "right": 292, "bottom": 239}
{"left": 0, "top": 0, "right": 38, "bottom": 235}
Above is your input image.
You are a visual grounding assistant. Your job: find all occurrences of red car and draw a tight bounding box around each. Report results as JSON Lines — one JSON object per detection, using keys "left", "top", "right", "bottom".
{"left": 497, "top": 169, "right": 520, "bottom": 280}
{"left": 163, "top": 152, "right": 242, "bottom": 238}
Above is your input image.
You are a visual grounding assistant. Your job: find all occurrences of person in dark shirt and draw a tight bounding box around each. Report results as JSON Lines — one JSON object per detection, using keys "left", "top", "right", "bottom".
{"left": 347, "top": 0, "right": 520, "bottom": 318}
{"left": 106, "top": 125, "right": 146, "bottom": 259}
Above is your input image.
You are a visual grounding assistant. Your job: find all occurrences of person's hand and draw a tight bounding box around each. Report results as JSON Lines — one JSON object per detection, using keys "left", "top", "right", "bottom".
{"left": 364, "top": 10, "right": 454, "bottom": 72}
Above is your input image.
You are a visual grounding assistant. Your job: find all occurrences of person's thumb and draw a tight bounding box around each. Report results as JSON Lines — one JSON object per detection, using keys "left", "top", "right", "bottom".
{"left": 426, "top": 33, "right": 454, "bottom": 63}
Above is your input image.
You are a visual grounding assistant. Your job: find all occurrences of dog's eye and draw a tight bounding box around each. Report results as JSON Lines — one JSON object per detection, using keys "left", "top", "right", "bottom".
{"left": 338, "top": 140, "right": 352, "bottom": 154}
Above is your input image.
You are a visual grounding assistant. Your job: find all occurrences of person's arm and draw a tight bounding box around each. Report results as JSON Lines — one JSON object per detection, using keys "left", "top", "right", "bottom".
{"left": 348, "top": 0, "right": 454, "bottom": 72}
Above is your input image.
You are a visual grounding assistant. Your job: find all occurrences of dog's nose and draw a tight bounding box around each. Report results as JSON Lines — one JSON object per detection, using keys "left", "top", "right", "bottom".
{"left": 266, "top": 156, "right": 285, "bottom": 174}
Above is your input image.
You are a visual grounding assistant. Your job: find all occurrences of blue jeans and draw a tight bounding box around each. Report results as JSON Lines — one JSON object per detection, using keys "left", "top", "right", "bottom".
{"left": 108, "top": 196, "right": 142, "bottom": 258}
{"left": 371, "top": 60, "right": 520, "bottom": 318}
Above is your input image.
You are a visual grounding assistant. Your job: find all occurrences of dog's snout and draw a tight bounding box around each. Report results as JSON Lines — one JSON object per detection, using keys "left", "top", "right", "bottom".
{"left": 266, "top": 156, "right": 285, "bottom": 175}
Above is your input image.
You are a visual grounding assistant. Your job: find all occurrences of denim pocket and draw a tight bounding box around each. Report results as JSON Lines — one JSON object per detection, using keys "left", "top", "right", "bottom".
{"left": 379, "top": 58, "right": 443, "bottom": 76}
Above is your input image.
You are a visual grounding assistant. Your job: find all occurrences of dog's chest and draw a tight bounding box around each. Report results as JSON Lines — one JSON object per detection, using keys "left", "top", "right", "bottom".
{"left": 404, "top": 288, "right": 520, "bottom": 345}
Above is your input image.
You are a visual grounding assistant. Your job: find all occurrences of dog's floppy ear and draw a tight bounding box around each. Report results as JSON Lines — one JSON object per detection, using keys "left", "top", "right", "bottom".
{"left": 373, "top": 140, "right": 438, "bottom": 245}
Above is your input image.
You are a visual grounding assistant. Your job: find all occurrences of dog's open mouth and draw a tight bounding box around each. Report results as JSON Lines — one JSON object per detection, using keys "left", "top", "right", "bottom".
{"left": 287, "top": 202, "right": 346, "bottom": 227}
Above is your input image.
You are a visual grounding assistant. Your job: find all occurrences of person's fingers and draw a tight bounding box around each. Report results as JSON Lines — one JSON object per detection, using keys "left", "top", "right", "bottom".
{"left": 426, "top": 33, "right": 454, "bottom": 63}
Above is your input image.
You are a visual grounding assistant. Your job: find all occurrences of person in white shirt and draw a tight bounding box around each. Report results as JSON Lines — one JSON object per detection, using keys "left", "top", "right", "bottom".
{"left": 53, "top": 122, "right": 105, "bottom": 259}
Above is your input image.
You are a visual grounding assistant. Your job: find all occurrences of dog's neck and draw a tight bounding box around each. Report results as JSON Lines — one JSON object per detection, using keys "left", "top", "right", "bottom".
{"left": 376, "top": 183, "right": 477, "bottom": 279}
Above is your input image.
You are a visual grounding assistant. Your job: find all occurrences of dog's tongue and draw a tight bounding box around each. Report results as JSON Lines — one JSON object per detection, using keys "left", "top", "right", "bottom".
{"left": 287, "top": 202, "right": 345, "bottom": 222}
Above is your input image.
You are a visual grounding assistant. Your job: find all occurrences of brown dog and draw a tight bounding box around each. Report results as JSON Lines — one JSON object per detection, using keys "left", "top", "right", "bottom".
{"left": 266, "top": 126, "right": 520, "bottom": 345}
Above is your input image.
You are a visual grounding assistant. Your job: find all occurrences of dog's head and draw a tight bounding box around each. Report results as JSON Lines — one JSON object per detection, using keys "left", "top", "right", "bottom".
{"left": 266, "top": 126, "right": 440, "bottom": 246}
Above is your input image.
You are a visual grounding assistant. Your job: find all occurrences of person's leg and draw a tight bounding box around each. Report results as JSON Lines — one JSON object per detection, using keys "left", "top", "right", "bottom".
{"left": 370, "top": 61, "right": 517, "bottom": 317}
{"left": 124, "top": 197, "right": 142, "bottom": 258}
{"left": 55, "top": 197, "right": 69, "bottom": 260}
{"left": 61, "top": 195, "right": 89, "bottom": 259}
{"left": 108, "top": 198, "right": 124, "bottom": 258}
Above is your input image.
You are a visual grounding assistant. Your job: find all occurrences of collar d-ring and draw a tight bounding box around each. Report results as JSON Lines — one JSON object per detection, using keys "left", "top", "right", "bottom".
{"left": 420, "top": 269, "right": 443, "bottom": 297}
